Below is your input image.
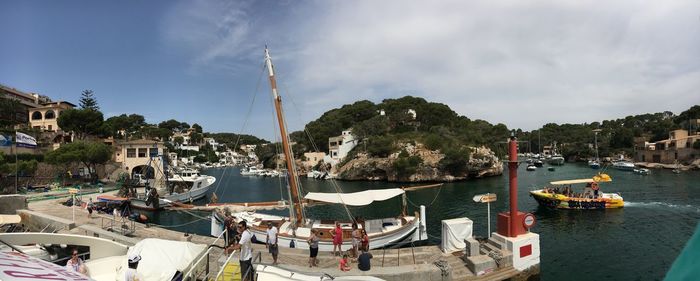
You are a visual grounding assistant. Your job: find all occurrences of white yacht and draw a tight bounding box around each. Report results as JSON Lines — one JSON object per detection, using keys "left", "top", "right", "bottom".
{"left": 240, "top": 166, "right": 263, "bottom": 176}
{"left": 129, "top": 168, "right": 216, "bottom": 210}
{"left": 612, "top": 160, "right": 635, "bottom": 171}
{"left": 549, "top": 154, "right": 565, "bottom": 165}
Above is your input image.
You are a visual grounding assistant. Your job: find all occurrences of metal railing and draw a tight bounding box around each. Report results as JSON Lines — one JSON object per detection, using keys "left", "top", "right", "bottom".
{"left": 214, "top": 249, "right": 239, "bottom": 281}
{"left": 182, "top": 228, "right": 228, "bottom": 280}
{"left": 381, "top": 240, "right": 417, "bottom": 267}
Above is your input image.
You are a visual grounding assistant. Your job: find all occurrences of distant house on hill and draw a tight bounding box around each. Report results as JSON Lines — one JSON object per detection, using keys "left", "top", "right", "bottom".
{"left": 1, "top": 84, "right": 74, "bottom": 151}
{"left": 634, "top": 129, "right": 700, "bottom": 164}
{"left": 303, "top": 152, "right": 326, "bottom": 168}
{"left": 326, "top": 129, "right": 358, "bottom": 165}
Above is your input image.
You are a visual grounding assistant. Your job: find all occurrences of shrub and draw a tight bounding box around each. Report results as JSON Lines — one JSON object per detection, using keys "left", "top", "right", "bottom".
{"left": 393, "top": 155, "right": 423, "bottom": 180}
{"left": 367, "top": 136, "right": 394, "bottom": 158}
{"left": 439, "top": 147, "right": 470, "bottom": 176}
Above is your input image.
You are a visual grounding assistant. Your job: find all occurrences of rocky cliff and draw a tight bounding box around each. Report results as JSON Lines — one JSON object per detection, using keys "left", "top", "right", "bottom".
{"left": 335, "top": 143, "right": 503, "bottom": 182}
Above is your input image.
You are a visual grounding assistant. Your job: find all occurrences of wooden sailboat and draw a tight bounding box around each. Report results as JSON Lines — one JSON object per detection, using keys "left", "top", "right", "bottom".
{"left": 232, "top": 48, "right": 428, "bottom": 251}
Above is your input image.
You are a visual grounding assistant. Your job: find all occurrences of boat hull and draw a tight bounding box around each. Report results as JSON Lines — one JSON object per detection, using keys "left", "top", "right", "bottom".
{"left": 231, "top": 212, "right": 425, "bottom": 251}
{"left": 131, "top": 176, "right": 216, "bottom": 211}
{"left": 548, "top": 157, "right": 565, "bottom": 165}
{"left": 530, "top": 190, "right": 624, "bottom": 209}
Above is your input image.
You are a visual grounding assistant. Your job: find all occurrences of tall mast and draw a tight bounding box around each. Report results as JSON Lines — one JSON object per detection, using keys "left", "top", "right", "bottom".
{"left": 264, "top": 47, "right": 305, "bottom": 227}
{"left": 593, "top": 129, "right": 601, "bottom": 161}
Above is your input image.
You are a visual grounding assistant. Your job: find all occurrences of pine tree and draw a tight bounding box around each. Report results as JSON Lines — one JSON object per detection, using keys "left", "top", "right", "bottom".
{"left": 79, "top": 90, "right": 99, "bottom": 111}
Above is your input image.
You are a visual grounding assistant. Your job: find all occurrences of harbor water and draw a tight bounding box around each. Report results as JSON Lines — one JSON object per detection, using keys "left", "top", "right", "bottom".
{"left": 147, "top": 165, "right": 700, "bottom": 281}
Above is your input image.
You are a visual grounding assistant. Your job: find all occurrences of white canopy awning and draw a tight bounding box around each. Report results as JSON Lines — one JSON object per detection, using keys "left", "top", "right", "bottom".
{"left": 550, "top": 173, "right": 612, "bottom": 185}
{"left": 304, "top": 188, "right": 405, "bottom": 206}
{"left": 550, "top": 179, "right": 595, "bottom": 185}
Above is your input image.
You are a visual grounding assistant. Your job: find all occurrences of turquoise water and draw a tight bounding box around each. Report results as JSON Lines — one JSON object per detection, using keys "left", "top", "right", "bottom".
{"left": 148, "top": 164, "right": 700, "bottom": 280}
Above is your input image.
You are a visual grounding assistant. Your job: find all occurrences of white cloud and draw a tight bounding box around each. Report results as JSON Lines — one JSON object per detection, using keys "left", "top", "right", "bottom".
{"left": 162, "top": 0, "right": 700, "bottom": 133}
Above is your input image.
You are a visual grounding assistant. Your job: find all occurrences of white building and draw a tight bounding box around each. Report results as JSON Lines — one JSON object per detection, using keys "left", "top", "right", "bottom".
{"left": 171, "top": 131, "right": 192, "bottom": 145}
{"left": 407, "top": 109, "right": 417, "bottom": 120}
{"left": 179, "top": 145, "right": 200, "bottom": 152}
{"left": 203, "top": 137, "right": 219, "bottom": 148}
{"left": 328, "top": 129, "right": 358, "bottom": 164}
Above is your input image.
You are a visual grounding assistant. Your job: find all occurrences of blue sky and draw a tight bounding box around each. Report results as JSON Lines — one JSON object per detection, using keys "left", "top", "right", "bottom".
{"left": 2, "top": 0, "right": 699, "bottom": 141}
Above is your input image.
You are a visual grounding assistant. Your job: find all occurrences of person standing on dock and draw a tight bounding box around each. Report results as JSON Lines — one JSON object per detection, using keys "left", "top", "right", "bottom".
{"left": 351, "top": 223, "right": 361, "bottom": 259}
{"left": 331, "top": 221, "right": 343, "bottom": 256}
{"left": 223, "top": 209, "right": 237, "bottom": 246}
{"left": 307, "top": 229, "right": 320, "bottom": 267}
{"left": 229, "top": 221, "right": 254, "bottom": 281}
{"left": 266, "top": 222, "right": 279, "bottom": 265}
{"left": 87, "top": 198, "right": 94, "bottom": 218}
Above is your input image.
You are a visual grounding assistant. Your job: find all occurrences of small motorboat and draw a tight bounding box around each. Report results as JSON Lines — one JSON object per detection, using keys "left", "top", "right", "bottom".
{"left": 526, "top": 164, "right": 537, "bottom": 171}
{"left": 548, "top": 167, "right": 555, "bottom": 171}
{"left": 530, "top": 173, "right": 624, "bottom": 209}
{"left": 633, "top": 168, "right": 650, "bottom": 175}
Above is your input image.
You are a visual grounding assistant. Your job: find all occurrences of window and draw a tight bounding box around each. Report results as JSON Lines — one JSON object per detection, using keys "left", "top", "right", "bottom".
{"left": 127, "top": 148, "right": 136, "bottom": 158}
{"left": 31, "top": 111, "right": 42, "bottom": 120}
{"left": 47, "top": 125, "right": 52, "bottom": 131}
{"left": 138, "top": 148, "right": 147, "bottom": 158}
{"left": 149, "top": 148, "right": 158, "bottom": 157}
{"left": 45, "top": 110, "right": 56, "bottom": 119}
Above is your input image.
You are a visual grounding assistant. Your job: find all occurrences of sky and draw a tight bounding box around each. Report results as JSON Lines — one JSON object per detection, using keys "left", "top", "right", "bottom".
{"left": 1, "top": 0, "right": 699, "bottom": 141}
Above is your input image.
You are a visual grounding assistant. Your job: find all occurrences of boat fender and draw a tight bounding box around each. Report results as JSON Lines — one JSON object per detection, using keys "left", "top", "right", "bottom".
{"left": 139, "top": 214, "right": 148, "bottom": 223}
{"left": 290, "top": 240, "right": 295, "bottom": 248}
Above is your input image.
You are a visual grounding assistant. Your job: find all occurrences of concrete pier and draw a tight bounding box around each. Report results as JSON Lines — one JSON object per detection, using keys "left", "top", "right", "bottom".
{"left": 12, "top": 193, "right": 539, "bottom": 280}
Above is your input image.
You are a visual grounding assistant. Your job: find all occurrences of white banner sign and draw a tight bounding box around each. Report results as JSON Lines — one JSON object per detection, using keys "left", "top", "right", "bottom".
{"left": 16, "top": 132, "right": 37, "bottom": 148}
{"left": 0, "top": 251, "right": 93, "bottom": 280}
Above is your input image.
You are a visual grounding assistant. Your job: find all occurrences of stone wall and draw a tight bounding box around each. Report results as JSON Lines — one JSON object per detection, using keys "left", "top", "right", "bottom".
{"left": 0, "top": 195, "right": 27, "bottom": 214}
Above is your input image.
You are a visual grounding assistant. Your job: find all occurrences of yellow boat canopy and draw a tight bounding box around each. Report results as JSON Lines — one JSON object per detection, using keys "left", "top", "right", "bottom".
{"left": 550, "top": 173, "right": 612, "bottom": 185}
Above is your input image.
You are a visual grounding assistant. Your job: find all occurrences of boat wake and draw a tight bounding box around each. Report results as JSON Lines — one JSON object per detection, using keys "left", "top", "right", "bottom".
{"left": 625, "top": 201, "right": 700, "bottom": 213}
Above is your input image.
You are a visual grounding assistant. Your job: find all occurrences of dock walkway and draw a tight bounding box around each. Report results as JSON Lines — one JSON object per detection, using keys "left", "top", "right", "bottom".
{"left": 23, "top": 194, "right": 532, "bottom": 280}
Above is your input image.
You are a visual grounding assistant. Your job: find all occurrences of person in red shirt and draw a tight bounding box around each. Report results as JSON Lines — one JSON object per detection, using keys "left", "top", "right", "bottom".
{"left": 339, "top": 253, "right": 351, "bottom": 271}
{"left": 331, "top": 221, "right": 343, "bottom": 256}
{"left": 361, "top": 229, "right": 369, "bottom": 251}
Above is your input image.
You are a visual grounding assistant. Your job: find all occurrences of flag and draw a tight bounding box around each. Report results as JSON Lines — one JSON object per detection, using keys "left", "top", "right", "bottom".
{"left": 0, "top": 134, "right": 11, "bottom": 147}
{"left": 15, "top": 132, "right": 37, "bottom": 148}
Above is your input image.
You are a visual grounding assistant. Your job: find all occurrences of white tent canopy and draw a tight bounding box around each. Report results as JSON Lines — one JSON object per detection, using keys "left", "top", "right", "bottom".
{"left": 441, "top": 218, "right": 473, "bottom": 253}
{"left": 304, "top": 188, "right": 405, "bottom": 206}
{"left": 115, "top": 238, "right": 206, "bottom": 281}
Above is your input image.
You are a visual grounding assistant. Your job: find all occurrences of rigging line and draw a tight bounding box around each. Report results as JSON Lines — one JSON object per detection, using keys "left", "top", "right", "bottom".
{"left": 404, "top": 185, "right": 444, "bottom": 208}
{"left": 266, "top": 59, "right": 353, "bottom": 222}
{"left": 274, "top": 70, "right": 322, "bottom": 153}
{"left": 273, "top": 69, "right": 353, "bottom": 221}
{"left": 233, "top": 62, "right": 267, "bottom": 153}
{"left": 149, "top": 218, "right": 206, "bottom": 229}
{"left": 207, "top": 62, "right": 265, "bottom": 207}
{"left": 177, "top": 209, "right": 210, "bottom": 220}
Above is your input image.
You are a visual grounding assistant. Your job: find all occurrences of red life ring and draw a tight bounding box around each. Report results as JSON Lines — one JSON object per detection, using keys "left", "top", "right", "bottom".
{"left": 591, "top": 182, "right": 599, "bottom": 190}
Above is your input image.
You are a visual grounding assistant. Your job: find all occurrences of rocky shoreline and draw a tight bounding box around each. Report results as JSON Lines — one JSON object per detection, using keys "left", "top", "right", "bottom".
{"left": 334, "top": 143, "right": 503, "bottom": 182}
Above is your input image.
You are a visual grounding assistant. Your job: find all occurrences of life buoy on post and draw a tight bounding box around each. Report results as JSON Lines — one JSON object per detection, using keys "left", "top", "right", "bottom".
{"left": 591, "top": 182, "right": 599, "bottom": 191}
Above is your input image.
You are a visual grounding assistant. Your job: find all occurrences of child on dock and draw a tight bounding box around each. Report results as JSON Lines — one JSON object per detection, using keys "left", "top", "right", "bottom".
{"left": 339, "top": 253, "right": 351, "bottom": 271}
